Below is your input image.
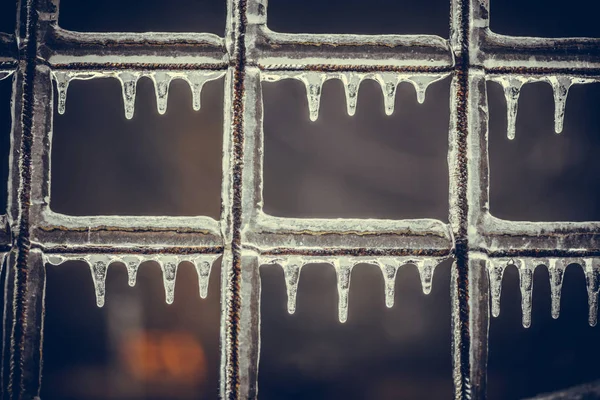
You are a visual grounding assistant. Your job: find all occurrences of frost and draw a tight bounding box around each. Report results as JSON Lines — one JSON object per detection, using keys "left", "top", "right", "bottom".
{"left": 487, "top": 258, "right": 597, "bottom": 327}
{"left": 44, "top": 253, "right": 220, "bottom": 306}
{"left": 261, "top": 256, "right": 447, "bottom": 323}
{"left": 262, "top": 71, "right": 450, "bottom": 121}
{"left": 51, "top": 70, "right": 226, "bottom": 119}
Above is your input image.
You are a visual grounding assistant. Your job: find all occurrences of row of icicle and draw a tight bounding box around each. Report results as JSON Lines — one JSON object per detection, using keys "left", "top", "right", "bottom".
{"left": 39, "top": 254, "right": 600, "bottom": 327}
{"left": 51, "top": 70, "right": 452, "bottom": 121}
{"left": 488, "top": 258, "right": 600, "bottom": 328}
{"left": 44, "top": 254, "right": 221, "bottom": 307}
{"left": 52, "top": 71, "right": 596, "bottom": 136}
{"left": 261, "top": 256, "right": 444, "bottom": 323}
{"left": 52, "top": 70, "right": 226, "bottom": 119}
{"left": 489, "top": 75, "right": 597, "bottom": 140}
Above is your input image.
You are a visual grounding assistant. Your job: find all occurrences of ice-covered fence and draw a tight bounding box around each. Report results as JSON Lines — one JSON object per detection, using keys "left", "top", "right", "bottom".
{"left": 1, "top": 0, "right": 599, "bottom": 399}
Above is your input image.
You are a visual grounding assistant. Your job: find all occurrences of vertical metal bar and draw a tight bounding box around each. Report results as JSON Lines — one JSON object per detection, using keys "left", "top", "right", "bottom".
{"left": 221, "top": 0, "right": 248, "bottom": 399}
{"left": 2, "top": 0, "right": 44, "bottom": 398}
{"left": 449, "top": 0, "right": 489, "bottom": 398}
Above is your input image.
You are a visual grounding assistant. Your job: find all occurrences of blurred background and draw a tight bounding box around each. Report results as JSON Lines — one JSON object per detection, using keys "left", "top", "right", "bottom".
{"left": 2, "top": 0, "right": 600, "bottom": 399}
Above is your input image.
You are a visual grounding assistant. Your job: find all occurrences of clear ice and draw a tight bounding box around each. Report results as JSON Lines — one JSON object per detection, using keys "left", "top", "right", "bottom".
{"left": 44, "top": 254, "right": 220, "bottom": 307}
{"left": 487, "top": 258, "right": 598, "bottom": 327}
{"left": 262, "top": 257, "right": 446, "bottom": 323}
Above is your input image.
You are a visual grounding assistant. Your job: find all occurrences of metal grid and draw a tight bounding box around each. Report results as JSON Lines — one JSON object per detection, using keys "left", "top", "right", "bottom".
{"left": 0, "top": 0, "right": 599, "bottom": 399}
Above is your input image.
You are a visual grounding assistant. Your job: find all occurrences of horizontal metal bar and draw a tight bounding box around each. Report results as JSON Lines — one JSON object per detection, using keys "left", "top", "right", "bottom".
{"left": 250, "top": 26, "right": 455, "bottom": 69}
{"left": 45, "top": 27, "right": 229, "bottom": 67}
{"left": 36, "top": 244, "right": 223, "bottom": 255}
{"left": 476, "top": 215, "right": 600, "bottom": 252}
{"left": 258, "top": 247, "right": 452, "bottom": 257}
{"left": 478, "top": 32, "right": 600, "bottom": 70}
{"left": 246, "top": 214, "right": 453, "bottom": 251}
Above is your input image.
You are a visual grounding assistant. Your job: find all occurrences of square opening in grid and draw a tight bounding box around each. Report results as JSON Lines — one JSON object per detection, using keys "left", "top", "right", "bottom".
{"left": 488, "top": 80, "right": 600, "bottom": 222}
{"left": 42, "top": 259, "right": 221, "bottom": 400}
{"left": 266, "top": 0, "right": 448, "bottom": 36}
{"left": 0, "top": 76, "right": 11, "bottom": 214}
{"left": 490, "top": 0, "right": 600, "bottom": 38}
{"left": 50, "top": 76, "right": 223, "bottom": 218}
{"left": 0, "top": 0, "right": 16, "bottom": 34}
{"left": 262, "top": 77, "right": 450, "bottom": 221}
{"left": 259, "top": 261, "right": 453, "bottom": 399}
{"left": 487, "top": 264, "right": 600, "bottom": 399}
{"left": 58, "top": 0, "right": 226, "bottom": 35}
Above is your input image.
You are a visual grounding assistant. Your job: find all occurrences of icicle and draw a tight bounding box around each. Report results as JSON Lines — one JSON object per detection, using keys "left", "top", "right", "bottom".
{"left": 121, "top": 255, "right": 141, "bottom": 287}
{"left": 414, "top": 258, "right": 438, "bottom": 295}
{"left": 380, "top": 260, "right": 399, "bottom": 308}
{"left": 548, "top": 76, "right": 572, "bottom": 134}
{"left": 282, "top": 257, "right": 303, "bottom": 314}
{"left": 518, "top": 259, "right": 537, "bottom": 328}
{"left": 151, "top": 71, "right": 173, "bottom": 115}
{"left": 488, "top": 259, "right": 507, "bottom": 318}
{"left": 53, "top": 71, "right": 71, "bottom": 115}
{"left": 341, "top": 73, "right": 363, "bottom": 116}
{"left": 407, "top": 74, "right": 447, "bottom": 104}
{"left": 194, "top": 256, "right": 215, "bottom": 299}
{"left": 499, "top": 77, "right": 526, "bottom": 140}
{"left": 548, "top": 259, "right": 566, "bottom": 319}
{"left": 584, "top": 259, "right": 599, "bottom": 327}
{"left": 186, "top": 72, "right": 209, "bottom": 111}
{"left": 377, "top": 73, "right": 399, "bottom": 116}
{"left": 335, "top": 260, "right": 354, "bottom": 323}
{"left": 158, "top": 256, "right": 179, "bottom": 305}
{"left": 88, "top": 255, "right": 110, "bottom": 307}
{"left": 118, "top": 72, "right": 140, "bottom": 120}
{"left": 300, "top": 72, "right": 327, "bottom": 121}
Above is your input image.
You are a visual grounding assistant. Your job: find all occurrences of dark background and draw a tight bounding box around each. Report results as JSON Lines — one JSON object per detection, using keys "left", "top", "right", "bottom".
{"left": 2, "top": 0, "right": 600, "bottom": 399}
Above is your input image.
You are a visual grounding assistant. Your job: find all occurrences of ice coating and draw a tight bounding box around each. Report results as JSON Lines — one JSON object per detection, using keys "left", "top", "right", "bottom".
{"left": 42, "top": 253, "right": 220, "bottom": 306}
{"left": 261, "top": 71, "right": 450, "bottom": 120}
{"left": 584, "top": 259, "right": 600, "bottom": 327}
{"left": 151, "top": 71, "right": 173, "bottom": 115}
{"left": 51, "top": 70, "right": 226, "bottom": 119}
